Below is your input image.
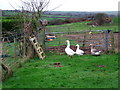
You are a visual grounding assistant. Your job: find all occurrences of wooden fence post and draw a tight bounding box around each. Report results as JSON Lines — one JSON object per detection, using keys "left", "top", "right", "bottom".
{"left": 23, "top": 36, "right": 26, "bottom": 57}
{"left": 43, "top": 27, "right": 46, "bottom": 52}
{"left": 105, "top": 30, "right": 109, "bottom": 53}
{"left": 110, "top": 32, "right": 115, "bottom": 53}
{"left": 83, "top": 32, "right": 87, "bottom": 49}
{"left": 14, "top": 38, "right": 17, "bottom": 58}
{"left": 18, "top": 40, "right": 21, "bottom": 57}
{"left": 59, "top": 34, "right": 62, "bottom": 46}
{"left": 58, "top": 34, "right": 63, "bottom": 54}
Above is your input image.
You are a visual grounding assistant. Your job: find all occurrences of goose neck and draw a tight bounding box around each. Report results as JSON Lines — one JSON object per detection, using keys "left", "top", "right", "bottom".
{"left": 91, "top": 45, "right": 94, "bottom": 50}
{"left": 77, "top": 45, "right": 79, "bottom": 49}
{"left": 67, "top": 41, "right": 70, "bottom": 47}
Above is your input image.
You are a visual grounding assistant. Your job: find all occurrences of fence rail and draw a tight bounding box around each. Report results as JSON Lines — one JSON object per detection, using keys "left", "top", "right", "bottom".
{"left": 45, "top": 30, "right": 105, "bottom": 34}
{"left": 45, "top": 30, "right": 117, "bottom": 54}
{"left": 1, "top": 29, "right": 117, "bottom": 57}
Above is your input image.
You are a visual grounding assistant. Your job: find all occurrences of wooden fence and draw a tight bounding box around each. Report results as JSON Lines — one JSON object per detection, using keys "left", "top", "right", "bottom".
{"left": 45, "top": 30, "right": 118, "bottom": 54}
{"left": 1, "top": 29, "right": 118, "bottom": 58}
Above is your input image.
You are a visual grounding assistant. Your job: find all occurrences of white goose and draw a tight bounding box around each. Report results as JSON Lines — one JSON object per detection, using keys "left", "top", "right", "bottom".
{"left": 75, "top": 44, "right": 84, "bottom": 56}
{"left": 65, "top": 40, "right": 76, "bottom": 57}
{"left": 89, "top": 44, "right": 101, "bottom": 56}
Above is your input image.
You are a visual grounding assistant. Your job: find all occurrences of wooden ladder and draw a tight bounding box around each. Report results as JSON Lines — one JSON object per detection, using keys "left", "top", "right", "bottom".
{"left": 29, "top": 36, "right": 45, "bottom": 60}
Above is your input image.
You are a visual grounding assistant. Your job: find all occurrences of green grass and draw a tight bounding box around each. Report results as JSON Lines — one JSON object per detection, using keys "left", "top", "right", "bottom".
{"left": 47, "top": 17, "right": 119, "bottom": 32}
{"left": 112, "top": 17, "right": 120, "bottom": 25}
{"left": 42, "top": 14, "right": 70, "bottom": 18}
{"left": 2, "top": 42, "right": 29, "bottom": 72}
{"left": 2, "top": 14, "right": 119, "bottom": 88}
{"left": 2, "top": 53, "right": 119, "bottom": 88}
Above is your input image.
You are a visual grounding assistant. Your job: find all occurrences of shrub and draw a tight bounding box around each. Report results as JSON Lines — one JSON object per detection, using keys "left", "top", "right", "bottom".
{"left": 94, "top": 13, "right": 112, "bottom": 26}
{"left": 2, "top": 16, "right": 21, "bottom": 33}
{"left": 49, "top": 19, "right": 65, "bottom": 25}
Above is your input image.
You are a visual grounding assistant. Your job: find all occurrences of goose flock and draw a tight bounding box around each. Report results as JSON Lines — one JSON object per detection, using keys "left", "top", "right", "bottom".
{"left": 65, "top": 40, "right": 101, "bottom": 57}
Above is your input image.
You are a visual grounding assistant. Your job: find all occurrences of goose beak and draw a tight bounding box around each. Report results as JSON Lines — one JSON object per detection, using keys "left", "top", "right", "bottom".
{"left": 89, "top": 44, "right": 93, "bottom": 46}
{"left": 89, "top": 32, "right": 92, "bottom": 34}
{"left": 65, "top": 40, "right": 68, "bottom": 42}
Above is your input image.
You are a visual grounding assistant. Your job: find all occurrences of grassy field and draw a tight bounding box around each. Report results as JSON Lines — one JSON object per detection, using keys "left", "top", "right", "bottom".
{"left": 47, "top": 17, "right": 119, "bottom": 32}
{"left": 41, "top": 14, "right": 70, "bottom": 21}
{"left": 2, "top": 12, "right": 119, "bottom": 88}
{"left": 2, "top": 53, "right": 119, "bottom": 88}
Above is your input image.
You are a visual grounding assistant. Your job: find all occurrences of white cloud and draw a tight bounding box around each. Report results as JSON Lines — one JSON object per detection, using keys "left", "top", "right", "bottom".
{"left": 0, "top": 0, "right": 119, "bottom": 11}
{"left": 48, "top": 0, "right": 119, "bottom": 11}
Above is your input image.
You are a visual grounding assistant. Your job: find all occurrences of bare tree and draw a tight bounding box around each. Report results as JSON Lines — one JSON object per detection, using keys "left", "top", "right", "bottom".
{"left": 18, "top": 0, "right": 49, "bottom": 33}
{"left": 16, "top": 0, "right": 49, "bottom": 58}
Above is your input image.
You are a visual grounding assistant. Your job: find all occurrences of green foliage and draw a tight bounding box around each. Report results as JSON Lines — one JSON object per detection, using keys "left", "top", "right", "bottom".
{"left": 95, "top": 13, "right": 106, "bottom": 20}
{"left": 94, "top": 13, "right": 111, "bottom": 26}
{"left": 2, "top": 53, "right": 119, "bottom": 88}
{"left": 2, "top": 16, "right": 21, "bottom": 33}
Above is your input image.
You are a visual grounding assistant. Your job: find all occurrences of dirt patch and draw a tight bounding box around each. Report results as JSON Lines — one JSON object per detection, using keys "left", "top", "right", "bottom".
{"left": 46, "top": 45, "right": 91, "bottom": 54}
{"left": 49, "top": 62, "right": 63, "bottom": 67}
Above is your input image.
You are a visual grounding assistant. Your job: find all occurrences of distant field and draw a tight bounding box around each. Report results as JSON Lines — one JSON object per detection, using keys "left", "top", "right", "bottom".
{"left": 2, "top": 10, "right": 18, "bottom": 16}
{"left": 41, "top": 14, "right": 79, "bottom": 21}
{"left": 2, "top": 10, "right": 119, "bottom": 32}
{"left": 46, "top": 17, "right": 119, "bottom": 32}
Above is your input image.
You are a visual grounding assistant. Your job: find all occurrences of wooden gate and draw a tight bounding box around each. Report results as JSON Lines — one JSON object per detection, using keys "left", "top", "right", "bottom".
{"left": 45, "top": 30, "right": 115, "bottom": 54}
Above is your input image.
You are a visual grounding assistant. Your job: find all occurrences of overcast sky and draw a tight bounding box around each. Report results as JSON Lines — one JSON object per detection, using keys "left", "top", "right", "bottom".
{"left": 0, "top": 0, "right": 119, "bottom": 11}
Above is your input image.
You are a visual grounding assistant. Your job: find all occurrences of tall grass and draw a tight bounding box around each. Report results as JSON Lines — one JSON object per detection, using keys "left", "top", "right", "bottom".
{"left": 2, "top": 53, "right": 119, "bottom": 88}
